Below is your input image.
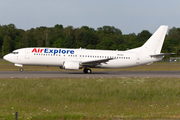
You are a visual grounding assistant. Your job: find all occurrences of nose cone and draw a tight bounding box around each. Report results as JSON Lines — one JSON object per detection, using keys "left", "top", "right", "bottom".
{"left": 3, "top": 55, "right": 8, "bottom": 61}
{"left": 3, "top": 54, "right": 12, "bottom": 62}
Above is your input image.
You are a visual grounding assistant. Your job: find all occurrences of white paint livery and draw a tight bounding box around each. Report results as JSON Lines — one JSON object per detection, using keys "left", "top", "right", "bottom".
{"left": 3, "top": 25, "right": 169, "bottom": 73}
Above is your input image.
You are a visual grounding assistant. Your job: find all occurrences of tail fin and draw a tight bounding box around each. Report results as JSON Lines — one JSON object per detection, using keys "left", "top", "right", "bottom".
{"left": 142, "top": 25, "right": 168, "bottom": 54}
{"left": 127, "top": 25, "right": 168, "bottom": 54}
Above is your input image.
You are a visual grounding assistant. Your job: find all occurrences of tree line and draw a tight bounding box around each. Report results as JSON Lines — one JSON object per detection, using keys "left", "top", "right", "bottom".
{"left": 0, "top": 24, "right": 180, "bottom": 57}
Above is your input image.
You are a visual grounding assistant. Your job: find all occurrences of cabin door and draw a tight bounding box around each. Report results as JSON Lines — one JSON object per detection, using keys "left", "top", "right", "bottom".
{"left": 25, "top": 50, "right": 30, "bottom": 59}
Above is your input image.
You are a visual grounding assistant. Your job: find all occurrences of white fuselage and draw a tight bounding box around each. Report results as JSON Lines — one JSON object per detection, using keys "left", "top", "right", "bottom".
{"left": 4, "top": 47, "right": 163, "bottom": 69}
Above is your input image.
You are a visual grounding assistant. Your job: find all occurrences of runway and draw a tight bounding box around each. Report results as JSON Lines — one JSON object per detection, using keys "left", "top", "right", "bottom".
{"left": 0, "top": 71, "right": 180, "bottom": 78}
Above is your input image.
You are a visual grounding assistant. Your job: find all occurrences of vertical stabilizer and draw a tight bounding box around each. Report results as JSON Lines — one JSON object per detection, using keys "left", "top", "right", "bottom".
{"left": 141, "top": 25, "right": 168, "bottom": 54}
{"left": 127, "top": 25, "right": 168, "bottom": 54}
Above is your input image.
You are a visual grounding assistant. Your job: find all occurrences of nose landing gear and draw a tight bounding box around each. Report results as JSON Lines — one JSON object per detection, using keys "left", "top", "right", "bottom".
{"left": 14, "top": 64, "right": 24, "bottom": 72}
{"left": 83, "top": 68, "right": 92, "bottom": 73}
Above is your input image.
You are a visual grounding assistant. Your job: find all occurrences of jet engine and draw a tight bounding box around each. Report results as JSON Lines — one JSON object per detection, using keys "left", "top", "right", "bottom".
{"left": 62, "top": 61, "right": 79, "bottom": 70}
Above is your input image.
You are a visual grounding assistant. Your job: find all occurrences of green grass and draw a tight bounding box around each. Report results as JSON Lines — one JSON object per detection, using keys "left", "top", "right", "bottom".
{"left": 1, "top": 77, "right": 180, "bottom": 119}
{"left": 1, "top": 59, "right": 180, "bottom": 71}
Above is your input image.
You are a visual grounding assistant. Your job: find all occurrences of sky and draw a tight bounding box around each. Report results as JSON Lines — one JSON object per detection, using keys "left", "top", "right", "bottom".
{"left": 0, "top": 0, "right": 180, "bottom": 34}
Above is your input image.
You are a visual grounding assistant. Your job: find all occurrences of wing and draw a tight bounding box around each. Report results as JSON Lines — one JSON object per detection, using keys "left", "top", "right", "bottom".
{"left": 80, "top": 58, "right": 114, "bottom": 67}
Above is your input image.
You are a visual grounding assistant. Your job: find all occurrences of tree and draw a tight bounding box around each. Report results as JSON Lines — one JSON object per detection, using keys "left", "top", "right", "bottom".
{"left": 2, "top": 24, "right": 17, "bottom": 40}
{"left": 3, "top": 35, "right": 12, "bottom": 54}
{"left": 133, "top": 30, "right": 152, "bottom": 48}
{"left": 63, "top": 26, "right": 75, "bottom": 48}
{"left": 21, "top": 30, "right": 30, "bottom": 47}
{"left": 0, "top": 34, "right": 3, "bottom": 49}
{"left": 52, "top": 38, "right": 66, "bottom": 48}
{"left": 167, "top": 27, "right": 179, "bottom": 39}
{"left": 96, "top": 37, "right": 114, "bottom": 50}
{"left": 97, "top": 26, "right": 122, "bottom": 35}
{"left": 54, "top": 24, "right": 63, "bottom": 29}
{"left": 123, "top": 33, "right": 136, "bottom": 49}
{"left": 164, "top": 27, "right": 180, "bottom": 54}
{"left": 14, "top": 36, "right": 24, "bottom": 49}
{"left": 78, "top": 26, "right": 97, "bottom": 48}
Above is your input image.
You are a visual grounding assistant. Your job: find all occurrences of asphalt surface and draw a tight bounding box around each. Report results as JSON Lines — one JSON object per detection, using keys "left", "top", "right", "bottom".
{"left": 0, "top": 71, "right": 180, "bottom": 78}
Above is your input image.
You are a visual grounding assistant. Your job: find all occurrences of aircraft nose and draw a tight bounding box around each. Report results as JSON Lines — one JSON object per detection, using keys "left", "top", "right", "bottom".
{"left": 3, "top": 53, "right": 17, "bottom": 63}
{"left": 3, "top": 54, "right": 11, "bottom": 62}
{"left": 3, "top": 55, "right": 8, "bottom": 60}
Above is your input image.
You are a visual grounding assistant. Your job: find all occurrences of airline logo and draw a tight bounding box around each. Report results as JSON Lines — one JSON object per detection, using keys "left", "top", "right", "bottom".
{"left": 32, "top": 48, "right": 74, "bottom": 54}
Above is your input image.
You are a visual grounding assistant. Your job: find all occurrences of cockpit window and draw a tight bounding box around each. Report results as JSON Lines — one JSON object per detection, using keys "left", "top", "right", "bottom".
{"left": 12, "top": 52, "right": 19, "bottom": 54}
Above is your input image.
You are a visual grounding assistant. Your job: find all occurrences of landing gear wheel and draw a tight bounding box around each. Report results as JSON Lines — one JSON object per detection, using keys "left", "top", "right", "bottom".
{"left": 87, "top": 69, "right": 91, "bottom": 73}
{"left": 20, "top": 68, "right": 23, "bottom": 72}
{"left": 83, "top": 68, "right": 92, "bottom": 74}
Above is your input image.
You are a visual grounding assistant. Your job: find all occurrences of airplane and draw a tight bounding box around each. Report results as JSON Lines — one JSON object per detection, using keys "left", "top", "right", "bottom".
{"left": 3, "top": 25, "right": 171, "bottom": 73}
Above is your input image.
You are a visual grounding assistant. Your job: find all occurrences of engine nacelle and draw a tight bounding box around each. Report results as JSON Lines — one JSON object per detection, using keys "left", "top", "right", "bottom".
{"left": 63, "top": 61, "right": 79, "bottom": 70}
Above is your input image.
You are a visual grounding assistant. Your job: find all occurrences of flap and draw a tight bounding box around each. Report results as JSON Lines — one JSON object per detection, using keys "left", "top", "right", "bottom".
{"left": 80, "top": 58, "right": 114, "bottom": 66}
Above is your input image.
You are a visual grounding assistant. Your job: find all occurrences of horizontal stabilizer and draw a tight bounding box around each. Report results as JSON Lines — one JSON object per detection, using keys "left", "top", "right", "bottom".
{"left": 150, "top": 53, "right": 175, "bottom": 57}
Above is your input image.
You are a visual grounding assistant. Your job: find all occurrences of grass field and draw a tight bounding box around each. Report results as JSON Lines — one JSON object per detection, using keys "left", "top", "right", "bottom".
{"left": 1, "top": 60, "right": 180, "bottom": 119}
{"left": 1, "top": 77, "right": 180, "bottom": 119}
{"left": 1, "top": 59, "right": 180, "bottom": 71}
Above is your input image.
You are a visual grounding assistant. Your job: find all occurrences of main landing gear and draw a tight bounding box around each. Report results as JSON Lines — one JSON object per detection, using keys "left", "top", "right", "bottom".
{"left": 20, "top": 68, "right": 23, "bottom": 72}
{"left": 83, "top": 68, "right": 92, "bottom": 73}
